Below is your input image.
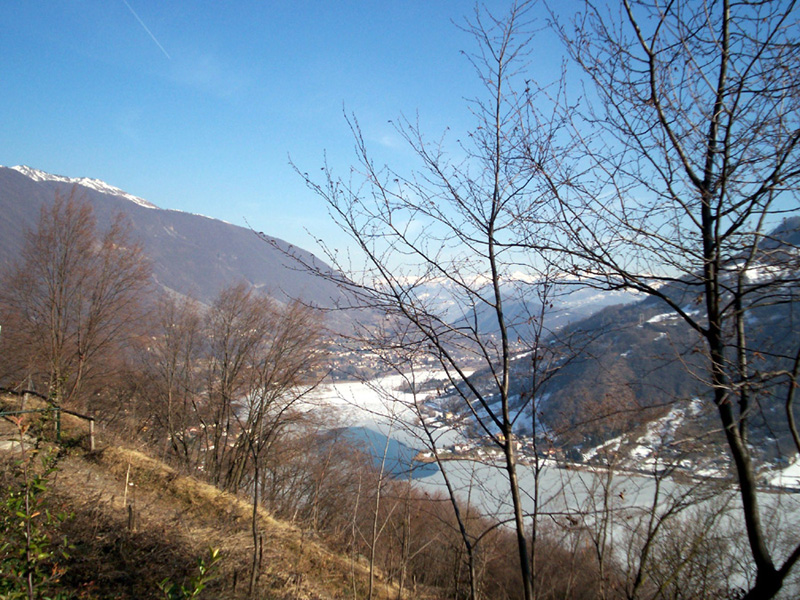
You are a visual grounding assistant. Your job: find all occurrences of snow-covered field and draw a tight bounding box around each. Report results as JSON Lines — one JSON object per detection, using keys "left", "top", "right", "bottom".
{"left": 770, "top": 459, "right": 800, "bottom": 489}
{"left": 309, "top": 372, "right": 470, "bottom": 449}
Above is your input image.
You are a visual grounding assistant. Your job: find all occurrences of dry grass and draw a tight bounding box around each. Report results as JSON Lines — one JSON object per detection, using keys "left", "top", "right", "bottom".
{"left": 0, "top": 393, "right": 420, "bottom": 600}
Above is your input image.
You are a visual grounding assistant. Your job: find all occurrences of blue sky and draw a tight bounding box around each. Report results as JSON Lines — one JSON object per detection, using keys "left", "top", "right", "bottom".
{"left": 0, "top": 1, "right": 564, "bottom": 257}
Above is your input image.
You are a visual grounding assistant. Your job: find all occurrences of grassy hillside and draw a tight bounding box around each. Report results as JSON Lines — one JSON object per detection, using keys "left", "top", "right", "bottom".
{"left": 0, "top": 393, "right": 417, "bottom": 600}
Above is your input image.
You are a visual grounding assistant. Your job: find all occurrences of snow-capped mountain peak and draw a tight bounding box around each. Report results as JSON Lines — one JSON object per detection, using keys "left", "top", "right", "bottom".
{"left": 8, "top": 165, "right": 158, "bottom": 210}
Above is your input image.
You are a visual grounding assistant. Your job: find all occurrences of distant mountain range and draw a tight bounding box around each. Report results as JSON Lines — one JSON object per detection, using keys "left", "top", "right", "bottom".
{"left": 0, "top": 165, "right": 648, "bottom": 338}
{"left": 0, "top": 165, "right": 357, "bottom": 329}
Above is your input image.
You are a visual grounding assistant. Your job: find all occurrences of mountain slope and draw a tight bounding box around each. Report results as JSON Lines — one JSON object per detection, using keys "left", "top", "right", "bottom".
{"left": 0, "top": 166, "right": 348, "bottom": 316}
{"left": 536, "top": 220, "right": 800, "bottom": 463}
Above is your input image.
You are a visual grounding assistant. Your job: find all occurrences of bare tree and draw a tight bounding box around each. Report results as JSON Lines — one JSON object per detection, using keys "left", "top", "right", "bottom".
{"left": 200, "top": 283, "right": 273, "bottom": 487}
{"left": 144, "top": 294, "right": 204, "bottom": 464}
{"left": 543, "top": 1, "right": 800, "bottom": 597}
{"left": 297, "top": 3, "right": 576, "bottom": 598}
{"left": 229, "top": 300, "right": 324, "bottom": 597}
{"left": 0, "top": 190, "right": 151, "bottom": 408}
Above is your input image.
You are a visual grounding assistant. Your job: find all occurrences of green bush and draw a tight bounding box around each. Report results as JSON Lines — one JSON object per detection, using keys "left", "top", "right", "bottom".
{"left": 0, "top": 436, "right": 71, "bottom": 600}
{"left": 158, "top": 547, "right": 222, "bottom": 600}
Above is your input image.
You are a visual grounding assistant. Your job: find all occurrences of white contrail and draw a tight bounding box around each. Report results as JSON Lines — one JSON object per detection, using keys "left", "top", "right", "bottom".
{"left": 122, "top": 0, "right": 171, "bottom": 60}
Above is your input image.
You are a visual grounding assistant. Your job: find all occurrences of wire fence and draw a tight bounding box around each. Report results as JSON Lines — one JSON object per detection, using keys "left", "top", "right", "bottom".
{"left": 0, "top": 395, "right": 95, "bottom": 451}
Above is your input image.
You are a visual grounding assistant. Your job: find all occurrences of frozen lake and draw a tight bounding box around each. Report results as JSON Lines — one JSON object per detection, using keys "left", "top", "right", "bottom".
{"left": 309, "top": 373, "right": 800, "bottom": 597}
{"left": 310, "top": 374, "right": 800, "bottom": 521}
{"left": 312, "top": 376, "right": 667, "bottom": 507}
